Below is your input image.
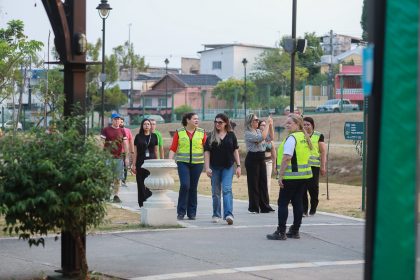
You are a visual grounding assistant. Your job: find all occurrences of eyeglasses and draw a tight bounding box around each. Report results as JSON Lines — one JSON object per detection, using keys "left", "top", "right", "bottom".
{"left": 214, "top": 121, "right": 225, "bottom": 125}
{"left": 253, "top": 119, "right": 259, "bottom": 122}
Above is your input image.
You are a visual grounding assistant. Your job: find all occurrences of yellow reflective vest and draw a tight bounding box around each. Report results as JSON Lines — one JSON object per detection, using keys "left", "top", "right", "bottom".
{"left": 277, "top": 131, "right": 312, "bottom": 180}
{"left": 308, "top": 131, "right": 321, "bottom": 167}
{"left": 176, "top": 127, "right": 205, "bottom": 164}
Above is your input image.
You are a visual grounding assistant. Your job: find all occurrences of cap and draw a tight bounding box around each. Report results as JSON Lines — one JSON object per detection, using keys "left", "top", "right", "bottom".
{"left": 111, "top": 113, "right": 121, "bottom": 119}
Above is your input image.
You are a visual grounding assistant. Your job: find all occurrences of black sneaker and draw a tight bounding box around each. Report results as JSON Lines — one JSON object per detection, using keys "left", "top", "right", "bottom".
{"left": 112, "top": 195, "right": 122, "bottom": 203}
{"left": 266, "top": 229, "right": 287, "bottom": 240}
{"left": 177, "top": 215, "right": 184, "bottom": 220}
{"left": 286, "top": 226, "right": 300, "bottom": 239}
{"left": 309, "top": 210, "right": 316, "bottom": 216}
{"left": 188, "top": 216, "right": 196, "bottom": 220}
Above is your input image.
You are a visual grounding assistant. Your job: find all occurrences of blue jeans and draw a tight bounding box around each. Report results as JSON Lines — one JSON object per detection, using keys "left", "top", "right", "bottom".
{"left": 177, "top": 162, "right": 203, "bottom": 218}
{"left": 211, "top": 165, "right": 234, "bottom": 219}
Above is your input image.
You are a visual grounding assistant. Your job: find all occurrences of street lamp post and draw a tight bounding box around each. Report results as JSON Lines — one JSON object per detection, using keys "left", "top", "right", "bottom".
{"left": 97, "top": 0, "right": 112, "bottom": 129}
{"left": 290, "top": 0, "right": 297, "bottom": 114}
{"left": 242, "top": 58, "right": 248, "bottom": 120}
{"left": 164, "top": 58, "right": 169, "bottom": 121}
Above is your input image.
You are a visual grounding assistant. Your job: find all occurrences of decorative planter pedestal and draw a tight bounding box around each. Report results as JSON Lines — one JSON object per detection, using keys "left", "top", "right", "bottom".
{"left": 141, "top": 159, "right": 178, "bottom": 226}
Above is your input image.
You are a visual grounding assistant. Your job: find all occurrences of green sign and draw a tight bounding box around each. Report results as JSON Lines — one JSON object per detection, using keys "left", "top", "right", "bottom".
{"left": 344, "top": 121, "right": 364, "bottom": 140}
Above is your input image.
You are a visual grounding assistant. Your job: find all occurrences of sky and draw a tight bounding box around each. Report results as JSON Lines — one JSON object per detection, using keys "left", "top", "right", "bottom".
{"left": 0, "top": 0, "right": 363, "bottom": 68}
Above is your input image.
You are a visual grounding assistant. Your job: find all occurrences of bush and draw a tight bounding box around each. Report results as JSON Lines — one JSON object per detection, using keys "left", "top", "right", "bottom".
{"left": 174, "top": 104, "right": 193, "bottom": 120}
{"left": 0, "top": 117, "right": 114, "bottom": 277}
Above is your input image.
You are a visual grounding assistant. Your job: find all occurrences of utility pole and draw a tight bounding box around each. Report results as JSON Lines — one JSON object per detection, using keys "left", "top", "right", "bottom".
{"left": 329, "top": 29, "right": 334, "bottom": 99}
{"left": 128, "top": 23, "right": 134, "bottom": 117}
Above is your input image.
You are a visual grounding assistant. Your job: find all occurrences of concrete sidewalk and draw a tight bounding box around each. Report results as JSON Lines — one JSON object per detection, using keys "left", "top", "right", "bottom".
{"left": 0, "top": 182, "right": 365, "bottom": 280}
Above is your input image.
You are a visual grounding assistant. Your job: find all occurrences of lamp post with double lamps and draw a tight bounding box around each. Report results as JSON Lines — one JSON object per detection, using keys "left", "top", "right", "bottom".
{"left": 242, "top": 58, "right": 248, "bottom": 120}
{"left": 96, "top": 0, "right": 112, "bottom": 129}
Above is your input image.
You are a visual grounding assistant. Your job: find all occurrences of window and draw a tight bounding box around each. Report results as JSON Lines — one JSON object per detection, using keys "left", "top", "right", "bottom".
{"left": 212, "top": 61, "right": 222, "bottom": 70}
{"left": 144, "top": 97, "right": 152, "bottom": 107}
{"left": 158, "top": 98, "right": 167, "bottom": 108}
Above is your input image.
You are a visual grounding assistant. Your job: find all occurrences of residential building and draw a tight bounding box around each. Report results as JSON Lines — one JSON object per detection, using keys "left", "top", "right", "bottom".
{"left": 181, "top": 57, "right": 200, "bottom": 74}
{"left": 198, "top": 43, "right": 274, "bottom": 80}
{"left": 335, "top": 65, "right": 363, "bottom": 107}
{"left": 136, "top": 74, "right": 223, "bottom": 119}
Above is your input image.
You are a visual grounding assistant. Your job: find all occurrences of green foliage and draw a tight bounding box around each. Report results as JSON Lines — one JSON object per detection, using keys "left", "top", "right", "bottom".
{"left": 174, "top": 104, "right": 193, "bottom": 120}
{"left": 361, "top": 0, "right": 368, "bottom": 41}
{"left": 35, "top": 68, "right": 65, "bottom": 121}
{"left": 0, "top": 20, "right": 43, "bottom": 98}
{"left": 212, "top": 78, "right": 256, "bottom": 108}
{"left": 0, "top": 117, "right": 114, "bottom": 247}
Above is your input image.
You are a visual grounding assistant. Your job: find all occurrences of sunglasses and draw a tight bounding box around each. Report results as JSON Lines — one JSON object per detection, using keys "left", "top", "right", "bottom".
{"left": 214, "top": 121, "right": 225, "bottom": 125}
{"left": 253, "top": 119, "right": 259, "bottom": 122}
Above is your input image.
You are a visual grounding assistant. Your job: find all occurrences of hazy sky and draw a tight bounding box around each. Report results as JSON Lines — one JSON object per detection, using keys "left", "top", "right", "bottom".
{"left": 0, "top": 0, "right": 363, "bottom": 68}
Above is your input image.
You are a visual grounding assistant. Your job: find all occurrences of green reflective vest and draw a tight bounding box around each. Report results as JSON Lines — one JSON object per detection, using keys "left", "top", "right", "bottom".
{"left": 277, "top": 131, "right": 312, "bottom": 179}
{"left": 308, "top": 131, "right": 321, "bottom": 167}
{"left": 176, "top": 127, "right": 205, "bottom": 164}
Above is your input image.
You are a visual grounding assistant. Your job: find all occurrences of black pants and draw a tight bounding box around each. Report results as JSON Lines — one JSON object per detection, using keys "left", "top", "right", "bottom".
{"left": 245, "top": 152, "right": 273, "bottom": 213}
{"left": 277, "top": 179, "right": 307, "bottom": 231}
{"left": 303, "top": 166, "right": 320, "bottom": 214}
{"left": 136, "top": 167, "right": 152, "bottom": 208}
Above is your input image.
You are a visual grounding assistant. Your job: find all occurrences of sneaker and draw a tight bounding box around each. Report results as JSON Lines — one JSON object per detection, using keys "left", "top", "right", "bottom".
{"left": 212, "top": 216, "right": 220, "bottom": 223}
{"left": 226, "top": 216, "right": 234, "bottom": 225}
{"left": 286, "top": 225, "right": 300, "bottom": 239}
{"left": 303, "top": 212, "right": 308, "bottom": 218}
{"left": 309, "top": 210, "right": 316, "bottom": 216}
{"left": 248, "top": 210, "right": 258, "bottom": 214}
{"left": 177, "top": 215, "right": 184, "bottom": 220}
{"left": 121, "top": 182, "right": 128, "bottom": 188}
{"left": 188, "top": 216, "right": 196, "bottom": 220}
{"left": 112, "top": 195, "right": 122, "bottom": 203}
{"left": 266, "top": 229, "right": 287, "bottom": 240}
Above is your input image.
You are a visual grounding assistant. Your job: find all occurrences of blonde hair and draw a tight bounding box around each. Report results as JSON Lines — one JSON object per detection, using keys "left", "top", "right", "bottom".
{"left": 245, "top": 113, "right": 256, "bottom": 131}
{"left": 288, "top": 114, "right": 313, "bottom": 150}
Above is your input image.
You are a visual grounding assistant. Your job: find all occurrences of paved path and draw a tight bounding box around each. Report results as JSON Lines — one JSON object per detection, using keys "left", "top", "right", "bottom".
{"left": 0, "top": 182, "right": 365, "bottom": 280}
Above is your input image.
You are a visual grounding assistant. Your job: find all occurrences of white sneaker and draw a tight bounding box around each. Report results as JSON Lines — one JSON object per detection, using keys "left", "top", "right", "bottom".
{"left": 212, "top": 217, "right": 220, "bottom": 223}
{"left": 226, "top": 216, "right": 234, "bottom": 225}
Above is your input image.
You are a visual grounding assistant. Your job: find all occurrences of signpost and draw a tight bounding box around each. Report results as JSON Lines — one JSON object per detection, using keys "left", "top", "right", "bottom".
{"left": 344, "top": 121, "right": 364, "bottom": 140}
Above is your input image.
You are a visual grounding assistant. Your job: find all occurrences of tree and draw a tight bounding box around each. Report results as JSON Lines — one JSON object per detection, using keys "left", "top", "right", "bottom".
{"left": 0, "top": 20, "right": 43, "bottom": 100}
{"left": 361, "top": 0, "right": 368, "bottom": 41}
{"left": 212, "top": 78, "right": 256, "bottom": 108}
{"left": 86, "top": 39, "right": 128, "bottom": 116}
{"left": 0, "top": 117, "right": 114, "bottom": 278}
{"left": 297, "top": 32, "right": 323, "bottom": 82}
{"left": 112, "top": 41, "right": 147, "bottom": 72}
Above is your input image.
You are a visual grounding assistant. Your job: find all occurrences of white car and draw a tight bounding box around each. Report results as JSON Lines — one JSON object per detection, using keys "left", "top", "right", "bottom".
{"left": 316, "top": 99, "right": 359, "bottom": 113}
{"left": 4, "top": 120, "right": 23, "bottom": 130}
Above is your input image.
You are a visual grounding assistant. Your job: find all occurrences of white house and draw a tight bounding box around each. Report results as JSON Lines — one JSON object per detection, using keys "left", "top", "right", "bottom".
{"left": 198, "top": 43, "right": 274, "bottom": 80}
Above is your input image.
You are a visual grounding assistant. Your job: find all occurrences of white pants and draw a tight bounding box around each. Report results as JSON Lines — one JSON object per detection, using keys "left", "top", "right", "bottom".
{"left": 265, "top": 160, "right": 273, "bottom": 195}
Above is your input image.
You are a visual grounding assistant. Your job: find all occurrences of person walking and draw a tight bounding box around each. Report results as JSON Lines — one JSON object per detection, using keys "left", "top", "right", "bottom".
{"left": 244, "top": 113, "right": 275, "bottom": 214}
{"left": 302, "top": 116, "right": 327, "bottom": 216}
{"left": 150, "top": 118, "right": 164, "bottom": 159}
{"left": 131, "top": 119, "right": 158, "bottom": 208}
{"left": 120, "top": 117, "right": 134, "bottom": 187}
{"left": 267, "top": 114, "right": 312, "bottom": 240}
{"left": 168, "top": 112, "right": 206, "bottom": 220}
{"left": 204, "top": 113, "right": 241, "bottom": 225}
{"left": 258, "top": 119, "right": 276, "bottom": 197}
{"left": 101, "top": 113, "right": 130, "bottom": 203}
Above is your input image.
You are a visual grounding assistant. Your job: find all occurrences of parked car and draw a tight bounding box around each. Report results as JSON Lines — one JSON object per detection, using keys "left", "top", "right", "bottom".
{"left": 143, "top": 114, "right": 165, "bottom": 123}
{"left": 4, "top": 120, "right": 23, "bottom": 130}
{"left": 316, "top": 99, "right": 359, "bottom": 113}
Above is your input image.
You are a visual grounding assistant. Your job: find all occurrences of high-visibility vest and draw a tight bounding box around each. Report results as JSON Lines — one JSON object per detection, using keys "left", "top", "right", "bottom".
{"left": 277, "top": 131, "right": 312, "bottom": 179}
{"left": 176, "top": 127, "right": 205, "bottom": 164}
{"left": 308, "top": 131, "right": 321, "bottom": 167}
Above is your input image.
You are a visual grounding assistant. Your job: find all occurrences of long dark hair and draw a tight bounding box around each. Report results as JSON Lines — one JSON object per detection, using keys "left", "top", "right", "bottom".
{"left": 139, "top": 118, "right": 151, "bottom": 136}
{"left": 209, "top": 113, "right": 232, "bottom": 145}
{"left": 181, "top": 112, "right": 197, "bottom": 126}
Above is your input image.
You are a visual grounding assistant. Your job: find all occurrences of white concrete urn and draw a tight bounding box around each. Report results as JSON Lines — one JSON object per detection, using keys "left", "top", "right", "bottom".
{"left": 141, "top": 159, "right": 178, "bottom": 226}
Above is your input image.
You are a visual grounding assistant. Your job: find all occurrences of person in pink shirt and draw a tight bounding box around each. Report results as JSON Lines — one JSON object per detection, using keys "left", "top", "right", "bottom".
{"left": 120, "top": 117, "right": 134, "bottom": 187}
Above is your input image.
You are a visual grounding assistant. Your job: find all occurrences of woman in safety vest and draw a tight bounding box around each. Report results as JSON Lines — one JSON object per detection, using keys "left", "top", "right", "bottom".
{"left": 169, "top": 112, "right": 207, "bottom": 220}
{"left": 267, "top": 114, "right": 312, "bottom": 240}
{"left": 302, "top": 116, "right": 327, "bottom": 216}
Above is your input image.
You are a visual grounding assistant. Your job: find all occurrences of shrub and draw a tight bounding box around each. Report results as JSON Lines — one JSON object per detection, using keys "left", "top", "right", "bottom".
{"left": 0, "top": 117, "right": 114, "bottom": 278}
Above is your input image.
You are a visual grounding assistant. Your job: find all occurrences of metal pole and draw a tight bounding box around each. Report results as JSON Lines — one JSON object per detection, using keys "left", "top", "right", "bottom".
{"left": 361, "top": 96, "right": 368, "bottom": 211}
{"left": 234, "top": 88, "right": 238, "bottom": 118}
{"left": 244, "top": 65, "right": 247, "bottom": 119}
{"left": 302, "top": 81, "right": 306, "bottom": 115}
{"left": 290, "top": 0, "right": 297, "bottom": 113}
{"left": 100, "top": 17, "right": 106, "bottom": 129}
{"left": 129, "top": 23, "right": 134, "bottom": 112}
{"left": 165, "top": 62, "right": 168, "bottom": 121}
